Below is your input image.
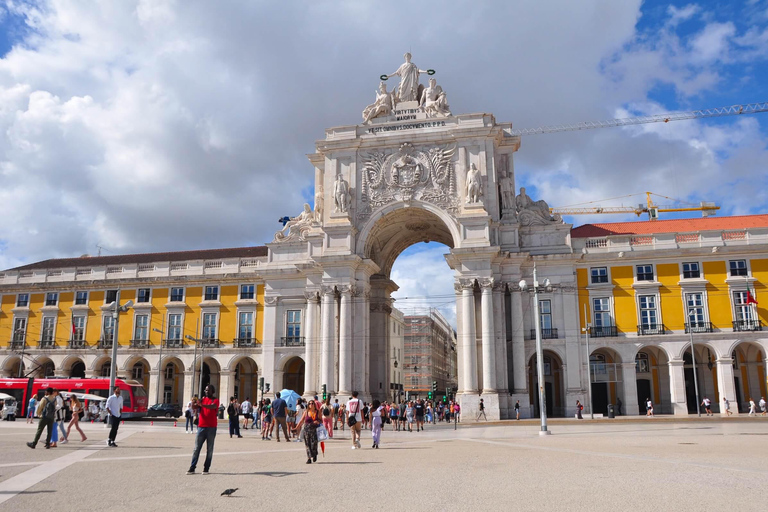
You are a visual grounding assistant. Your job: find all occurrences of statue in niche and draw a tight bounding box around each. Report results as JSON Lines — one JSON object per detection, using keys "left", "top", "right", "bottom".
{"left": 499, "top": 171, "right": 515, "bottom": 211}
{"left": 515, "top": 187, "right": 562, "bottom": 225}
{"left": 420, "top": 77, "right": 451, "bottom": 117}
{"left": 333, "top": 174, "right": 351, "bottom": 213}
{"left": 386, "top": 52, "right": 430, "bottom": 103}
{"left": 362, "top": 82, "right": 396, "bottom": 123}
{"left": 273, "top": 203, "right": 314, "bottom": 242}
{"left": 465, "top": 163, "right": 482, "bottom": 204}
{"left": 314, "top": 186, "right": 323, "bottom": 222}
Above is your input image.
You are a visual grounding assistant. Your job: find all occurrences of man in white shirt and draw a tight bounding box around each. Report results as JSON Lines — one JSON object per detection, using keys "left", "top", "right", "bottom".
{"left": 240, "top": 398, "right": 252, "bottom": 430}
{"left": 105, "top": 388, "right": 123, "bottom": 447}
{"left": 760, "top": 397, "right": 767, "bottom": 416}
{"left": 346, "top": 391, "right": 363, "bottom": 450}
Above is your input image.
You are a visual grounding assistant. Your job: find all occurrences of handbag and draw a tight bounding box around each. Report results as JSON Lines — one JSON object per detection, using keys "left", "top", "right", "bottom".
{"left": 316, "top": 424, "right": 329, "bottom": 441}
{"left": 347, "top": 399, "right": 359, "bottom": 427}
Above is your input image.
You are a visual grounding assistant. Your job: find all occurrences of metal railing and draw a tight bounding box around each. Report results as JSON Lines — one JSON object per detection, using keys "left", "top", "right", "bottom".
{"left": 68, "top": 339, "right": 87, "bottom": 349}
{"left": 530, "top": 328, "right": 558, "bottom": 340}
{"left": 39, "top": 339, "right": 56, "bottom": 348}
{"left": 637, "top": 324, "right": 667, "bottom": 336}
{"left": 733, "top": 320, "right": 763, "bottom": 332}
{"left": 98, "top": 339, "right": 113, "bottom": 349}
{"left": 685, "top": 322, "right": 714, "bottom": 334}
{"left": 590, "top": 326, "right": 618, "bottom": 337}
{"left": 165, "top": 339, "right": 184, "bottom": 348}
{"left": 200, "top": 338, "right": 219, "bottom": 348}
{"left": 280, "top": 336, "right": 305, "bottom": 347}
{"left": 10, "top": 340, "right": 25, "bottom": 350}
{"left": 234, "top": 338, "right": 257, "bottom": 348}
{"left": 130, "top": 339, "right": 149, "bottom": 348}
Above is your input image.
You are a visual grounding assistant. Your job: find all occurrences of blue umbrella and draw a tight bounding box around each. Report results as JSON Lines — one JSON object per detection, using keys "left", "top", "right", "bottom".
{"left": 280, "top": 389, "right": 301, "bottom": 411}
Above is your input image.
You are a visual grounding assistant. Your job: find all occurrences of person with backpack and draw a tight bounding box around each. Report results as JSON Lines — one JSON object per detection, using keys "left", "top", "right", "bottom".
{"left": 321, "top": 398, "right": 333, "bottom": 438}
{"left": 227, "top": 397, "right": 242, "bottom": 438}
{"left": 27, "top": 388, "right": 56, "bottom": 449}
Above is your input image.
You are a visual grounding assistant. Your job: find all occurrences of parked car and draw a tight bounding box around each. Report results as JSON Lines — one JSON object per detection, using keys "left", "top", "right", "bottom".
{"left": 147, "top": 403, "right": 182, "bottom": 418}
{"left": 1, "top": 399, "right": 18, "bottom": 421}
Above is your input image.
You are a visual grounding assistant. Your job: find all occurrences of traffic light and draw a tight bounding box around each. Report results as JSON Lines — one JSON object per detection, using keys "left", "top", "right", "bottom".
{"left": 259, "top": 377, "right": 264, "bottom": 391}
{"left": 442, "top": 395, "right": 447, "bottom": 403}
{"left": 265, "top": 383, "right": 270, "bottom": 393}
{"left": 322, "top": 384, "right": 327, "bottom": 401}
{"left": 428, "top": 391, "right": 433, "bottom": 400}
{"left": 432, "top": 381, "right": 437, "bottom": 394}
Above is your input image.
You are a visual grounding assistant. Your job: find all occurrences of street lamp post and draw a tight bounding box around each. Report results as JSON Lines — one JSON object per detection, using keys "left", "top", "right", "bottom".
{"left": 153, "top": 317, "right": 165, "bottom": 404}
{"left": 520, "top": 262, "right": 552, "bottom": 436}
{"left": 14, "top": 329, "right": 26, "bottom": 378}
{"left": 186, "top": 335, "right": 205, "bottom": 398}
{"left": 108, "top": 292, "right": 133, "bottom": 394}
{"left": 583, "top": 305, "right": 594, "bottom": 420}
{"left": 688, "top": 309, "right": 702, "bottom": 418}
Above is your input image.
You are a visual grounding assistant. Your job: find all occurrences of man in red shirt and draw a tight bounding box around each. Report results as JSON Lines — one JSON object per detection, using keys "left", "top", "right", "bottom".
{"left": 187, "top": 384, "right": 219, "bottom": 475}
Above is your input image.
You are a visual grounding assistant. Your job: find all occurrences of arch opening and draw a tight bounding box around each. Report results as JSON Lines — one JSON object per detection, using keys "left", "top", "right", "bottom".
{"left": 731, "top": 341, "right": 766, "bottom": 413}
{"left": 529, "top": 351, "right": 565, "bottom": 417}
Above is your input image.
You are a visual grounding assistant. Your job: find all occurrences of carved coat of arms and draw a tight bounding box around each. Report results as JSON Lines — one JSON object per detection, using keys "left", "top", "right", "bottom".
{"left": 358, "top": 142, "right": 457, "bottom": 221}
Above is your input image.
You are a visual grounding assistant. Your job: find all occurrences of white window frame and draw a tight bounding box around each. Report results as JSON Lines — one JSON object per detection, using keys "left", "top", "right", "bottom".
{"left": 16, "top": 293, "right": 29, "bottom": 307}
{"left": 72, "top": 315, "right": 86, "bottom": 341}
{"left": 136, "top": 288, "right": 151, "bottom": 304}
{"left": 133, "top": 314, "right": 149, "bottom": 341}
{"left": 590, "top": 267, "right": 609, "bottom": 284}
{"left": 681, "top": 262, "right": 701, "bottom": 280}
{"left": 684, "top": 292, "right": 708, "bottom": 326}
{"left": 635, "top": 352, "right": 650, "bottom": 373}
{"left": 239, "top": 284, "right": 256, "bottom": 300}
{"left": 285, "top": 309, "right": 302, "bottom": 339}
{"left": 166, "top": 313, "right": 184, "bottom": 341}
{"left": 74, "top": 291, "right": 89, "bottom": 305}
{"left": 729, "top": 259, "right": 749, "bottom": 277}
{"left": 202, "top": 312, "right": 218, "bottom": 340}
{"left": 637, "top": 294, "right": 658, "bottom": 328}
{"left": 238, "top": 311, "right": 254, "bottom": 341}
{"left": 539, "top": 299, "right": 552, "bottom": 330}
{"left": 105, "top": 290, "right": 118, "bottom": 305}
{"left": 13, "top": 317, "right": 27, "bottom": 341}
{"left": 40, "top": 316, "right": 56, "bottom": 342}
{"left": 635, "top": 264, "right": 655, "bottom": 282}
{"left": 592, "top": 297, "right": 613, "bottom": 327}
{"left": 169, "top": 287, "right": 185, "bottom": 303}
{"left": 45, "top": 292, "right": 59, "bottom": 307}
{"left": 102, "top": 315, "right": 115, "bottom": 342}
{"left": 203, "top": 285, "right": 219, "bottom": 301}
{"left": 733, "top": 291, "right": 757, "bottom": 323}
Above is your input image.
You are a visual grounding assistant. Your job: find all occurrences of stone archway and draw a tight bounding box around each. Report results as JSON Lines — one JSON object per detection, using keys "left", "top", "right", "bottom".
{"left": 231, "top": 356, "right": 259, "bottom": 401}
{"left": 590, "top": 347, "right": 622, "bottom": 415}
{"left": 633, "top": 346, "right": 672, "bottom": 414}
{"left": 528, "top": 350, "right": 565, "bottom": 417}
{"left": 731, "top": 341, "right": 766, "bottom": 413}
{"left": 159, "top": 356, "right": 185, "bottom": 405}
{"left": 61, "top": 356, "right": 86, "bottom": 378}
{"left": 2, "top": 356, "right": 24, "bottom": 378}
{"left": 282, "top": 356, "right": 305, "bottom": 395}
{"left": 683, "top": 344, "right": 720, "bottom": 414}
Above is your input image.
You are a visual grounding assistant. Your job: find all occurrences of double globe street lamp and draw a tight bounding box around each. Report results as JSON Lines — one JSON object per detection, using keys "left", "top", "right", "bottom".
{"left": 107, "top": 293, "right": 133, "bottom": 394}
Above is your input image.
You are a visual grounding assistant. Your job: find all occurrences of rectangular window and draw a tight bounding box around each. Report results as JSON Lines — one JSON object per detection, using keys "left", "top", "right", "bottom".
{"left": 286, "top": 310, "right": 302, "bottom": 338}
{"left": 16, "top": 293, "right": 29, "bottom": 307}
{"left": 105, "top": 290, "right": 118, "bottom": 304}
{"left": 238, "top": 312, "right": 254, "bottom": 340}
{"left": 593, "top": 298, "right": 612, "bottom": 327}
{"left": 132, "top": 365, "right": 143, "bottom": 380}
{"left": 729, "top": 260, "right": 748, "bottom": 277}
{"left": 41, "top": 317, "right": 55, "bottom": 341}
{"left": 733, "top": 291, "right": 755, "bottom": 322}
{"left": 635, "top": 353, "right": 650, "bottom": 373}
{"left": 682, "top": 262, "right": 700, "bottom": 279}
{"left": 240, "top": 284, "right": 255, "bottom": 300}
{"left": 137, "top": 288, "right": 151, "bottom": 303}
{"left": 167, "top": 314, "right": 182, "bottom": 341}
{"left": 638, "top": 295, "right": 657, "bottom": 327}
{"left": 202, "top": 313, "right": 217, "bottom": 340}
{"left": 13, "top": 318, "right": 26, "bottom": 341}
{"left": 686, "top": 293, "right": 705, "bottom": 324}
{"left": 590, "top": 267, "right": 608, "bottom": 284}
{"left": 103, "top": 316, "right": 115, "bottom": 342}
{"left": 134, "top": 314, "right": 149, "bottom": 340}
{"left": 45, "top": 292, "right": 58, "bottom": 306}
{"left": 170, "top": 287, "right": 184, "bottom": 302}
{"left": 72, "top": 316, "right": 85, "bottom": 341}
{"left": 636, "top": 265, "right": 654, "bottom": 281}
{"left": 75, "top": 291, "right": 88, "bottom": 305}
{"left": 204, "top": 286, "right": 219, "bottom": 301}
{"left": 539, "top": 300, "right": 552, "bottom": 330}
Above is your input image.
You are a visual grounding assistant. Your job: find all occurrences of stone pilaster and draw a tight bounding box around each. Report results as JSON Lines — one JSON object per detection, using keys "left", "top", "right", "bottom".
{"left": 620, "top": 362, "right": 639, "bottom": 416}
{"left": 303, "top": 291, "right": 319, "bottom": 397}
{"left": 320, "top": 286, "right": 336, "bottom": 395}
{"left": 716, "top": 357, "right": 738, "bottom": 416}
{"left": 668, "top": 359, "right": 688, "bottom": 415}
{"left": 338, "top": 285, "right": 353, "bottom": 396}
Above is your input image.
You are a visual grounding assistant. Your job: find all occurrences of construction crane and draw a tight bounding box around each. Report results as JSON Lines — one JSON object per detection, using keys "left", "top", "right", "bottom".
{"left": 509, "top": 101, "right": 768, "bottom": 136}
{"left": 551, "top": 192, "right": 720, "bottom": 221}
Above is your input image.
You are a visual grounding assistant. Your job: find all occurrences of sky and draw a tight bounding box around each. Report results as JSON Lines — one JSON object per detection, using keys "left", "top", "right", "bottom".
{"left": 1, "top": 0, "right": 767, "bottom": 326}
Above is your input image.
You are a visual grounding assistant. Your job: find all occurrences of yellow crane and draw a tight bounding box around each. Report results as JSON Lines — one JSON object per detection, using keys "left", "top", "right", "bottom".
{"left": 551, "top": 192, "right": 720, "bottom": 221}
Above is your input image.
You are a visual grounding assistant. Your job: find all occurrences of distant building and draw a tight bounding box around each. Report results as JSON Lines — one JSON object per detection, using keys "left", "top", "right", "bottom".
{"left": 403, "top": 309, "right": 457, "bottom": 399}
{"left": 389, "top": 308, "right": 405, "bottom": 402}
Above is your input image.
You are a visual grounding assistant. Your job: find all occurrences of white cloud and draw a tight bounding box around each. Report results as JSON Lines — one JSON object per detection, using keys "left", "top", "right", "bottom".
{"left": 391, "top": 244, "right": 456, "bottom": 327}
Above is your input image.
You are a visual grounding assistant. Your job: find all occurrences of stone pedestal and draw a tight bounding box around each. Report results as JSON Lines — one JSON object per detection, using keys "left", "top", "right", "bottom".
{"left": 458, "top": 392, "right": 481, "bottom": 422}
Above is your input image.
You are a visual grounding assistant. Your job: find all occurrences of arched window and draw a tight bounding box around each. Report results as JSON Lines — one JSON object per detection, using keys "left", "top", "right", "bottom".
{"left": 635, "top": 352, "right": 650, "bottom": 373}
{"left": 164, "top": 363, "right": 174, "bottom": 380}
{"left": 132, "top": 362, "right": 144, "bottom": 380}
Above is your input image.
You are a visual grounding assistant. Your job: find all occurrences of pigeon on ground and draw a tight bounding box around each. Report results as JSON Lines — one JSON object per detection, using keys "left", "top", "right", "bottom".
{"left": 221, "top": 488, "right": 238, "bottom": 497}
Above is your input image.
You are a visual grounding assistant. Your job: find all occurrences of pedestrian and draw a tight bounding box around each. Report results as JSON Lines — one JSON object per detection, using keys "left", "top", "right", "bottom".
{"left": 227, "top": 397, "right": 242, "bottom": 438}
{"left": 759, "top": 397, "right": 767, "bottom": 416}
{"left": 271, "top": 393, "right": 290, "bottom": 442}
{"left": 332, "top": 399, "right": 340, "bottom": 430}
{"left": 576, "top": 400, "right": 583, "bottom": 419}
{"left": 362, "top": 402, "right": 370, "bottom": 430}
{"left": 296, "top": 399, "right": 322, "bottom": 464}
{"left": 54, "top": 391, "right": 68, "bottom": 444}
{"left": 66, "top": 395, "right": 87, "bottom": 442}
{"left": 748, "top": 397, "right": 756, "bottom": 416}
{"left": 26, "top": 394, "right": 37, "bottom": 424}
{"left": 241, "top": 397, "right": 252, "bottom": 430}
{"left": 405, "top": 401, "right": 414, "bottom": 432}
{"left": 347, "top": 391, "right": 363, "bottom": 449}
{"left": 616, "top": 396, "right": 623, "bottom": 416}
{"left": 389, "top": 401, "right": 399, "bottom": 431}
{"left": 477, "top": 398, "right": 487, "bottom": 421}
{"left": 425, "top": 401, "right": 433, "bottom": 424}
{"left": 398, "top": 400, "right": 407, "bottom": 430}
{"left": 261, "top": 398, "right": 272, "bottom": 440}
{"left": 454, "top": 401, "right": 461, "bottom": 422}
{"left": 701, "top": 397, "right": 713, "bottom": 416}
{"left": 415, "top": 400, "right": 425, "bottom": 431}
{"left": 186, "top": 384, "right": 219, "bottom": 475}
{"left": 27, "top": 387, "right": 55, "bottom": 449}
{"left": 321, "top": 398, "right": 333, "bottom": 438}
{"left": 723, "top": 397, "right": 733, "bottom": 416}
{"left": 338, "top": 403, "right": 347, "bottom": 431}
{"left": 515, "top": 400, "right": 520, "bottom": 420}
{"left": 105, "top": 387, "right": 123, "bottom": 447}
{"left": 89, "top": 401, "right": 99, "bottom": 422}
{"left": 371, "top": 399, "right": 383, "bottom": 449}
{"left": 646, "top": 398, "right": 654, "bottom": 417}
{"left": 185, "top": 395, "right": 197, "bottom": 433}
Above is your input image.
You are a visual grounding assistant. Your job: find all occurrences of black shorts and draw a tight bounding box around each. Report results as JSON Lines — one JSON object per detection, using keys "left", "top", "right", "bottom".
{"left": 399, "top": 415, "right": 406, "bottom": 421}
{"left": 415, "top": 415, "right": 424, "bottom": 421}
{"left": 244, "top": 413, "right": 252, "bottom": 419}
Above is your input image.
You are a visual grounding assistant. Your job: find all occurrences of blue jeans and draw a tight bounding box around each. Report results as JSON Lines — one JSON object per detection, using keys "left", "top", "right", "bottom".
{"left": 185, "top": 416, "right": 194, "bottom": 431}
{"left": 189, "top": 426, "right": 216, "bottom": 472}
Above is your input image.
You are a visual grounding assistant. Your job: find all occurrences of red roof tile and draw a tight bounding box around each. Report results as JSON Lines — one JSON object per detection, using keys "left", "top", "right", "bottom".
{"left": 6, "top": 246, "right": 268, "bottom": 272}
{"left": 571, "top": 214, "right": 768, "bottom": 238}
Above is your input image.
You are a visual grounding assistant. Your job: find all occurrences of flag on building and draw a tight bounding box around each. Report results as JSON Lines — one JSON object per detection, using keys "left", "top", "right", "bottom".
{"left": 746, "top": 287, "right": 758, "bottom": 305}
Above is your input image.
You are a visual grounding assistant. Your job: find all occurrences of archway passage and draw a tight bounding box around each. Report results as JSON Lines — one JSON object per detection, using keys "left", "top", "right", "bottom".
{"left": 3, "top": 357, "right": 24, "bottom": 378}
{"left": 234, "top": 357, "right": 259, "bottom": 401}
{"left": 37, "top": 358, "right": 55, "bottom": 378}
{"left": 529, "top": 351, "right": 564, "bottom": 417}
{"left": 635, "top": 347, "right": 671, "bottom": 414}
{"left": 731, "top": 342, "right": 766, "bottom": 413}
{"left": 197, "top": 357, "right": 220, "bottom": 397}
{"left": 160, "top": 357, "right": 184, "bottom": 405}
{"left": 590, "top": 348, "right": 622, "bottom": 415}
{"left": 129, "top": 359, "right": 150, "bottom": 390}
{"left": 684, "top": 345, "right": 719, "bottom": 413}
{"left": 283, "top": 357, "right": 305, "bottom": 395}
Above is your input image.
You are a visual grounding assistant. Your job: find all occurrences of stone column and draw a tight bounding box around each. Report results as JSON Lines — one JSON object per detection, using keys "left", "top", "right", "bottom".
{"left": 455, "top": 284, "right": 465, "bottom": 394}
{"left": 148, "top": 370, "right": 160, "bottom": 405}
{"left": 510, "top": 290, "right": 527, "bottom": 393}
{"left": 219, "top": 370, "right": 235, "bottom": 401}
{"left": 182, "top": 370, "right": 195, "bottom": 406}
{"left": 303, "top": 292, "right": 319, "bottom": 397}
{"left": 353, "top": 287, "right": 371, "bottom": 398}
{"left": 338, "top": 285, "right": 353, "bottom": 396}
{"left": 480, "top": 278, "right": 496, "bottom": 393}
{"left": 492, "top": 282, "right": 508, "bottom": 392}
{"left": 716, "top": 357, "right": 739, "bottom": 416}
{"left": 620, "top": 362, "right": 639, "bottom": 416}
{"left": 261, "top": 296, "right": 279, "bottom": 391}
{"left": 320, "top": 286, "right": 336, "bottom": 395}
{"left": 668, "top": 359, "right": 688, "bottom": 415}
{"left": 460, "top": 279, "right": 478, "bottom": 393}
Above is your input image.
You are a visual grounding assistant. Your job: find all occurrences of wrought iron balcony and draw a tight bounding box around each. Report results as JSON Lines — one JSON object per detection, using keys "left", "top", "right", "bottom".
{"left": 200, "top": 338, "right": 219, "bottom": 348}
{"left": 590, "top": 326, "right": 618, "bottom": 338}
{"left": 68, "top": 339, "right": 87, "bottom": 349}
{"left": 637, "top": 324, "right": 667, "bottom": 336}
{"left": 234, "top": 338, "right": 257, "bottom": 348}
{"left": 10, "top": 340, "right": 26, "bottom": 350}
{"left": 530, "top": 328, "right": 558, "bottom": 340}
{"left": 39, "top": 339, "right": 57, "bottom": 348}
{"left": 98, "top": 338, "right": 113, "bottom": 349}
{"left": 130, "top": 339, "right": 149, "bottom": 349}
{"left": 165, "top": 339, "right": 184, "bottom": 349}
{"left": 280, "top": 336, "right": 305, "bottom": 347}
{"left": 685, "top": 322, "right": 714, "bottom": 334}
{"left": 733, "top": 320, "right": 763, "bottom": 332}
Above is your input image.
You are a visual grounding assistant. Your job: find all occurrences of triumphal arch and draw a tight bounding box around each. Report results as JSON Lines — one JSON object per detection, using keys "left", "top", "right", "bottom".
{"left": 265, "top": 53, "right": 574, "bottom": 420}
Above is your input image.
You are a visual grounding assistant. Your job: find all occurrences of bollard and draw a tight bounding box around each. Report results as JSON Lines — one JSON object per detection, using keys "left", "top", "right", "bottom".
{"left": 174, "top": 421, "right": 177, "bottom": 427}
{"left": 91, "top": 419, "right": 94, "bottom": 424}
